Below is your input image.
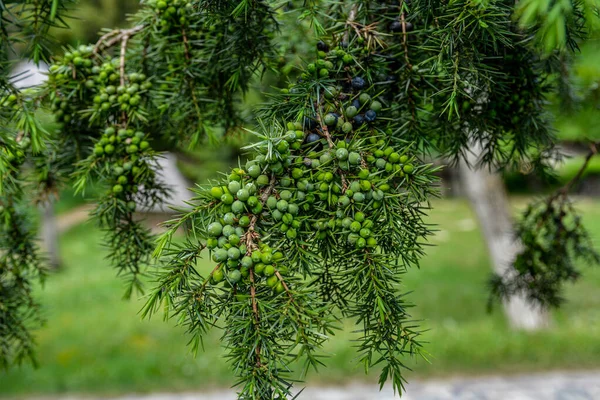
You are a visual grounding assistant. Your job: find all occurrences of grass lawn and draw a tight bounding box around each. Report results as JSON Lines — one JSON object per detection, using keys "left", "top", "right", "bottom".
{"left": 1, "top": 199, "right": 600, "bottom": 397}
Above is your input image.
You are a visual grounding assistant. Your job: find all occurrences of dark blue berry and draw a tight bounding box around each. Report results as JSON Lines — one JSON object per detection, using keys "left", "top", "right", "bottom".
{"left": 365, "top": 110, "right": 377, "bottom": 122}
{"left": 317, "top": 40, "right": 329, "bottom": 52}
{"left": 390, "top": 21, "right": 402, "bottom": 33}
{"left": 353, "top": 114, "right": 365, "bottom": 125}
{"left": 306, "top": 133, "right": 321, "bottom": 143}
{"left": 352, "top": 99, "right": 361, "bottom": 109}
{"left": 352, "top": 76, "right": 366, "bottom": 90}
{"left": 303, "top": 116, "right": 318, "bottom": 130}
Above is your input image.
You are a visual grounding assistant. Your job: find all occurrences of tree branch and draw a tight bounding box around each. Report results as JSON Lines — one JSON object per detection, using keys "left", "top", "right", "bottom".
{"left": 551, "top": 141, "right": 599, "bottom": 201}
{"left": 93, "top": 25, "right": 145, "bottom": 55}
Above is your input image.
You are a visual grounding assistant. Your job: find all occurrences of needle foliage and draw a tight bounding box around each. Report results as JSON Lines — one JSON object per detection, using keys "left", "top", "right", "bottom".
{"left": 1, "top": 0, "right": 599, "bottom": 397}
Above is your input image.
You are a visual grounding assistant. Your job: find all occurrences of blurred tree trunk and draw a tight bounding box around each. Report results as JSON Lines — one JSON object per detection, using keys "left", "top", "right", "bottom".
{"left": 459, "top": 143, "right": 549, "bottom": 330}
{"left": 40, "top": 200, "right": 61, "bottom": 270}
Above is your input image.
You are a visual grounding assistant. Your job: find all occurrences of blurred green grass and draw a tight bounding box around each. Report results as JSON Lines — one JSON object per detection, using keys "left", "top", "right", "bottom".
{"left": 1, "top": 199, "right": 599, "bottom": 397}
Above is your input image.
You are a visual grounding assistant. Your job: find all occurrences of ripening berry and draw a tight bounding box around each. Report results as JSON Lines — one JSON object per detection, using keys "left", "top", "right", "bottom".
{"left": 348, "top": 152, "right": 361, "bottom": 165}
{"left": 286, "top": 228, "right": 297, "bottom": 239}
{"left": 221, "top": 193, "right": 234, "bottom": 204}
{"left": 336, "top": 148, "right": 349, "bottom": 160}
{"left": 222, "top": 225, "right": 236, "bottom": 237}
{"left": 324, "top": 113, "right": 337, "bottom": 126}
{"left": 228, "top": 247, "right": 241, "bottom": 260}
{"left": 228, "top": 270, "right": 242, "bottom": 284}
{"left": 264, "top": 265, "right": 276, "bottom": 277}
{"left": 277, "top": 199, "right": 288, "bottom": 212}
{"left": 356, "top": 237, "right": 367, "bottom": 248}
{"left": 236, "top": 189, "right": 250, "bottom": 201}
{"left": 359, "top": 93, "right": 371, "bottom": 105}
{"left": 226, "top": 233, "right": 240, "bottom": 246}
{"left": 370, "top": 101, "right": 382, "bottom": 112}
{"left": 403, "top": 164, "right": 415, "bottom": 174}
{"left": 211, "top": 186, "right": 224, "bottom": 199}
{"left": 345, "top": 106, "right": 358, "bottom": 118}
{"left": 104, "top": 144, "right": 115, "bottom": 154}
{"left": 261, "top": 252, "right": 273, "bottom": 264}
{"left": 342, "top": 122, "right": 353, "bottom": 133}
{"left": 127, "top": 201, "right": 137, "bottom": 211}
{"left": 266, "top": 275, "right": 279, "bottom": 288}
{"left": 256, "top": 174, "right": 270, "bottom": 186}
{"left": 207, "top": 238, "right": 218, "bottom": 249}
{"left": 353, "top": 192, "right": 366, "bottom": 202}
{"left": 212, "top": 268, "right": 224, "bottom": 283}
{"left": 228, "top": 180, "right": 241, "bottom": 194}
{"left": 248, "top": 165, "right": 261, "bottom": 178}
{"left": 231, "top": 200, "right": 245, "bottom": 214}
{"left": 275, "top": 282, "right": 285, "bottom": 294}
{"left": 208, "top": 222, "right": 224, "bottom": 237}
{"left": 112, "top": 184, "right": 124, "bottom": 194}
{"left": 239, "top": 215, "right": 251, "bottom": 227}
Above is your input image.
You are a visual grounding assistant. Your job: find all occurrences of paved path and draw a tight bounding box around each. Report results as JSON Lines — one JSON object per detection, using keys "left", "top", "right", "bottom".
{"left": 38, "top": 371, "right": 600, "bottom": 400}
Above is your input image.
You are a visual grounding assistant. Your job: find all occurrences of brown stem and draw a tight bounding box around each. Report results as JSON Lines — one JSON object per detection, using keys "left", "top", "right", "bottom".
{"left": 182, "top": 29, "right": 191, "bottom": 61}
{"left": 344, "top": 4, "right": 358, "bottom": 44}
{"left": 249, "top": 268, "right": 262, "bottom": 366}
{"left": 119, "top": 35, "right": 130, "bottom": 87}
{"left": 275, "top": 271, "right": 294, "bottom": 302}
{"left": 555, "top": 141, "right": 599, "bottom": 199}
{"left": 399, "top": 1, "right": 412, "bottom": 69}
{"left": 316, "top": 113, "right": 335, "bottom": 149}
{"left": 94, "top": 25, "right": 145, "bottom": 55}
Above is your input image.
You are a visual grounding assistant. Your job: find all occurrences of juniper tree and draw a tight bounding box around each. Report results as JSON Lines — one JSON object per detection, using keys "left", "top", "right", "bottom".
{"left": 1, "top": 0, "right": 599, "bottom": 398}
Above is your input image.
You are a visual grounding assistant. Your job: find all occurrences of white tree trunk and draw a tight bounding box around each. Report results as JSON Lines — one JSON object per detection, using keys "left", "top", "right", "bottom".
{"left": 459, "top": 144, "right": 549, "bottom": 330}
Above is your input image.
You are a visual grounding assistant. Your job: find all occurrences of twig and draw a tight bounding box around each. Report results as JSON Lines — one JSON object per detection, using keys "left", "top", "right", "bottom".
{"left": 554, "top": 141, "right": 599, "bottom": 200}
{"left": 249, "top": 268, "right": 262, "bottom": 367}
{"left": 399, "top": 1, "right": 412, "bottom": 68}
{"left": 120, "top": 34, "right": 130, "bottom": 87}
{"left": 344, "top": 4, "right": 358, "bottom": 44}
{"left": 182, "top": 29, "right": 191, "bottom": 61}
{"left": 93, "top": 30, "right": 120, "bottom": 54}
{"left": 93, "top": 25, "right": 145, "bottom": 55}
{"left": 275, "top": 271, "right": 294, "bottom": 302}
{"left": 316, "top": 113, "right": 334, "bottom": 149}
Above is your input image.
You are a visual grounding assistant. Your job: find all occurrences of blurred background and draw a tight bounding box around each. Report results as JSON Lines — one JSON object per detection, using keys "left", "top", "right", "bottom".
{"left": 1, "top": 1, "right": 600, "bottom": 398}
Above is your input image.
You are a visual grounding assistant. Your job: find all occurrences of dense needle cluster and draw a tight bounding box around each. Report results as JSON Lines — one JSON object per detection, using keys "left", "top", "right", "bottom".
{"left": 147, "top": 36, "right": 439, "bottom": 397}
{"left": 2, "top": 1, "right": 599, "bottom": 396}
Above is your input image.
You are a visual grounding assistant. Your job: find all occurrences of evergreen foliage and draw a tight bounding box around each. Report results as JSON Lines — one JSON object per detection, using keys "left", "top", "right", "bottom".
{"left": 1, "top": 0, "right": 73, "bottom": 368}
{"left": 1, "top": 0, "right": 600, "bottom": 397}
